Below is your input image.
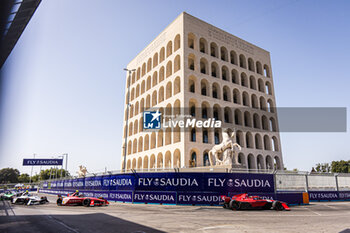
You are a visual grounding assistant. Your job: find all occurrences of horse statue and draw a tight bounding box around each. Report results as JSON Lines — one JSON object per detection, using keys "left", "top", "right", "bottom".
{"left": 209, "top": 129, "right": 241, "bottom": 166}
{"left": 77, "top": 165, "right": 88, "bottom": 178}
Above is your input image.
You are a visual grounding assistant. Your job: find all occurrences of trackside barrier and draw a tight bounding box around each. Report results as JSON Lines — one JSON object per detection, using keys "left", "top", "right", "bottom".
{"left": 38, "top": 172, "right": 309, "bottom": 205}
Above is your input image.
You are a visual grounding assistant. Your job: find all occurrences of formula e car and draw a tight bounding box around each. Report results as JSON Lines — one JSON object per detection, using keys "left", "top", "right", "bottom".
{"left": 0, "top": 190, "right": 20, "bottom": 201}
{"left": 11, "top": 192, "right": 49, "bottom": 205}
{"left": 57, "top": 192, "right": 109, "bottom": 207}
{"left": 221, "top": 193, "right": 290, "bottom": 211}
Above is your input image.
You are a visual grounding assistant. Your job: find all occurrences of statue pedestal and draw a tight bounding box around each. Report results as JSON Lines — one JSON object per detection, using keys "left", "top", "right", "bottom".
{"left": 208, "top": 163, "right": 246, "bottom": 170}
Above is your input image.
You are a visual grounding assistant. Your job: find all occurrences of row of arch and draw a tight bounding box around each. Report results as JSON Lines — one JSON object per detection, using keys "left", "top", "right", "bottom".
{"left": 126, "top": 128, "right": 279, "bottom": 156}
{"left": 129, "top": 34, "right": 181, "bottom": 86}
{"left": 189, "top": 77, "right": 274, "bottom": 110}
{"left": 124, "top": 149, "right": 181, "bottom": 170}
{"left": 188, "top": 56, "right": 273, "bottom": 95}
{"left": 129, "top": 71, "right": 181, "bottom": 104}
{"left": 190, "top": 149, "right": 282, "bottom": 170}
{"left": 125, "top": 151, "right": 282, "bottom": 170}
{"left": 187, "top": 33, "right": 271, "bottom": 77}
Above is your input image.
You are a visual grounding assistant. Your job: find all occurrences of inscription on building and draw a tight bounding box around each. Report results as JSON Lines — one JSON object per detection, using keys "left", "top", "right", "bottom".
{"left": 136, "top": 32, "right": 167, "bottom": 65}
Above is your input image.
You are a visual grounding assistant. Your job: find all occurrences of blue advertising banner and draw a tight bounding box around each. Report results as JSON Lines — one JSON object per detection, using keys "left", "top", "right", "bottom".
{"left": 23, "top": 159, "right": 63, "bottom": 166}
{"left": 339, "top": 191, "right": 350, "bottom": 200}
{"left": 309, "top": 191, "right": 339, "bottom": 201}
{"left": 177, "top": 192, "right": 222, "bottom": 205}
{"left": 204, "top": 173, "right": 274, "bottom": 193}
{"left": 105, "top": 175, "right": 135, "bottom": 191}
{"left": 133, "top": 191, "right": 177, "bottom": 204}
{"left": 109, "top": 191, "right": 133, "bottom": 202}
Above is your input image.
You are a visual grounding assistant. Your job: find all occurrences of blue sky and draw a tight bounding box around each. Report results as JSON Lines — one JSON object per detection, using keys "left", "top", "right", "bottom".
{"left": 0, "top": 0, "right": 349, "bottom": 175}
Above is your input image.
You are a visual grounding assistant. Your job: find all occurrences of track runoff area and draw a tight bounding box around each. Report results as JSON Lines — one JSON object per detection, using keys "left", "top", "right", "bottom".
{"left": 1, "top": 193, "right": 350, "bottom": 233}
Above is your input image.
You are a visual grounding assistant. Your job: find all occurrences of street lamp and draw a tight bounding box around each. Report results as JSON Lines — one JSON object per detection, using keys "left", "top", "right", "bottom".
{"left": 123, "top": 68, "right": 136, "bottom": 172}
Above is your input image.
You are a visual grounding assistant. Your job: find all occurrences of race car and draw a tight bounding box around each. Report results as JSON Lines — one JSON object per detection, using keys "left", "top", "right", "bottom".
{"left": 221, "top": 193, "right": 290, "bottom": 211}
{"left": 11, "top": 191, "right": 49, "bottom": 205}
{"left": 57, "top": 191, "right": 109, "bottom": 207}
{"left": 0, "top": 190, "right": 20, "bottom": 201}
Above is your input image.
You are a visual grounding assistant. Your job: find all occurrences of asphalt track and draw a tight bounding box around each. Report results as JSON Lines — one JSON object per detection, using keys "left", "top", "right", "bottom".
{"left": 1, "top": 194, "right": 350, "bottom": 233}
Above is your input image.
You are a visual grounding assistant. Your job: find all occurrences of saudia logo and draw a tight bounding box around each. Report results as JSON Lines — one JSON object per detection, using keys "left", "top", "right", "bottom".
{"left": 179, "top": 194, "right": 221, "bottom": 202}
{"left": 143, "top": 110, "right": 221, "bottom": 130}
{"left": 73, "top": 181, "right": 84, "bottom": 187}
{"left": 138, "top": 178, "right": 199, "bottom": 187}
{"left": 135, "top": 193, "right": 175, "bottom": 201}
{"left": 104, "top": 178, "right": 133, "bottom": 187}
{"left": 85, "top": 180, "right": 102, "bottom": 187}
{"left": 208, "top": 178, "right": 271, "bottom": 188}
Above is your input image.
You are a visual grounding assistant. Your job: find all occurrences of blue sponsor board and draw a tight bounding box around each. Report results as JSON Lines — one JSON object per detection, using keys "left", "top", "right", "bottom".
{"left": 177, "top": 192, "right": 222, "bottom": 205}
{"left": 23, "top": 159, "right": 63, "bottom": 166}
{"left": 204, "top": 173, "right": 274, "bottom": 193}
{"left": 109, "top": 191, "right": 133, "bottom": 202}
{"left": 339, "top": 191, "right": 350, "bottom": 200}
{"left": 72, "top": 178, "right": 85, "bottom": 190}
{"left": 309, "top": 191, "right": 339, "bottom": 201}
{"left": 133, "top": 191, "right": 176, "bottom": 204}
{"left": 105, "top": 175, "right": 135, "bottom": 191}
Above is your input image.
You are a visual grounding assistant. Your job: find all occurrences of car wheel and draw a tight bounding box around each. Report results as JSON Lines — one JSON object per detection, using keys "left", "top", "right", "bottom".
{"left": 223, "top": 202, "right": 229, "bottom": 209}
{"left": 273, "top": 201, "right": 283, "bottom": 211}
{"left": 57, "top": 198, "right": 62, "bottom": 206}
{"left": 229, "top": 200, "right": 239, "bottom": 210}
{"left": 83, "top": 199, "right": 91, "bottom": 207}
{"left": 24, "top": 199, "right": 29, "bottom": 205}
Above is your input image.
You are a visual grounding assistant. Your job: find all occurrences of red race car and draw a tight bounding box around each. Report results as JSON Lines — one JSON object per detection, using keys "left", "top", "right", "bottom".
{"left": 221, "top": 193, "right": 290, "bottom": 211}
{"left": 57, "top": 191, "right": 109, "bottom": 207}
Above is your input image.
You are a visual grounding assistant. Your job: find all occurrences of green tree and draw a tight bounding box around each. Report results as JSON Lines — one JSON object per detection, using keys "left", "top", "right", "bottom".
{"left": 38, "top": 168, "right": 70, "bottom": 180}
{"left": 0, "top": 168, "right": 20, "bottom": 183}
{"left": 18, "top": 173, "right": 30, "bottom": 183}
{"left": 331, "top": 160, "right": 350, "bottom": 173}
{"left": 315, "top": 163, "right": 331, "bottom": 173}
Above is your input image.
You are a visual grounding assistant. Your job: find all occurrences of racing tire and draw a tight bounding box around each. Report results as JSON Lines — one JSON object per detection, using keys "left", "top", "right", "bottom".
{"left": 57, "top": 198, "right": 62, "bottom": 206}
{"left": 223, "top": 202, "right": 229, "bottom": 209}
{"left": 83, "top": 199, "right": 91, "bottom": 207}
{"left": 24, "top": 198, "right": 29, "bottom": 205}
{"left": 272, "top": 201, "right": 283, "bottom": 211}
{"left": 229, "top": 200, "right": 240, "bottom": 210}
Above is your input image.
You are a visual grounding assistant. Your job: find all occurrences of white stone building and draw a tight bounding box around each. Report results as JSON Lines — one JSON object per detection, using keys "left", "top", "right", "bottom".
{"left": 121, "top": 12, "right": 283, "bottom": 171}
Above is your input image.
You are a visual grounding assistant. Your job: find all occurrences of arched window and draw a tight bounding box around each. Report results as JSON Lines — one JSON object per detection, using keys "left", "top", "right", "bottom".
{"left": 255, "top": 134, "right": 263, "bottom": 149}
{"left": 214, "top": 130, "right": 220, "bottom": 144}
{"left": 153, "top": 53, "right": 158, "bottom": 68}
{"left": 191, "top": 152, "right": 197, "bottom": 167}
{"left": 166, "top": 41, "right": 172, "bottom": 58}
{"left": 234, "top": 109, "right": 242, "bottom": 125}
{"left": 248, "top": 58, "right": 255, "bottom": 72}
{"left": 263, "top": 64, "right": 270, "bottom": 77}
{"left": 158, "top": 86, "right": 164, "bottom": 103}
{"left": 246, "top": 132, "right": 253, "bottom": 148}
{"left": 256, "top": 61, "right": 263, "bottom": 75}
{"left": 231, "top": 69, "right": 239, "bottom": 84}
{"left": 244, "top": 111, "right": 252, "bottom": 127}
{"left": 201, "top": 102, "right": 209, "bottom": 119}
{"left": 159, "top": 66, "right": 165, "bottom": 83}
{"left": 241, "top": 73, "right": 248, "bottom": 87}
{"left": 230, "top": 50, "right": 237, "bottom": 65}
{"left": 210, "top": 42, "right": 218, "bottom": 57}
{"left": 174, "top": 34, "right": 180, "bottom": 51}
{"left": 251, "top": 94, "right": 259, "bottom": 109}
{"left": 253, "top": 114, "right": 260, "bottom": 129}
{"left": 188, "top": 54, "right": 195, "bottom": 71}
{"left": 211, "top": 62, "right": 219, "bottom": 77}
{"left": 199, "top": 38, "right": 208, "bottom": 53}
{"left": 189, "top": 79, "right": 195, "bottom": 93}
{"left": 166, "top": 82, "right": 172, "bottom": 99}
{"left": 188, "top": 33, "right": 195, "bottom": 49}
{"left": 264, "top": 135, "right": 271, "bottom": 150}
{"left": 233, "top": 89, "right": 241, "bottom": 104}
{"left": 220, "top": 46, "right": 228, "bottom": 61}
{"left": 147, "top": 58, "right": 152, "bottom": 73}
{"left": 224, "top": 107, "right": 232, "bottom": 123}
{"left": 260, "top": 97, "right": 267, "bottom": 111}
{"left": 262, "top": 115, "right": 269, "bottom": 131}
{"left": 152, "top": 71, "right": 158, "bottom": 87}
{"left": 200, "top": 58, "right": 208, "bottom": 74}
{"left": 151, "top": 132, "right": 156, "bottom": 149}
{"left": 191, "top": 128, "right": 196, "bottom": 142}
{"left": 166, "top": 61, "right": 172, "bottom": 78}
{"left": 146, "top": 76, "right": 151, "bottom": 91}
{"left": 222, "top": 66, "right": 229, "bottom": 81}
{"left": 249, "top": 76, "right": 256, "bottom": 90}
{"left": 201, "top": 80, "right": 208, "bottom": 96}
{"left": 242, "top": 92, "right": 250, "bottom": 106}
{"left": 174, "top": 76, "right": 180, "bottom": 95}
{"left": 270, "top": 117, "right": 277, "bottom": 132}
{"left": 142, "top": 63, "right": 146, "bottom": 77}
{"left": 258, "top": 79, "right": 265, "bottom": 92}
{"left": 203, "top": 130, "right": 208, "bottom": 143}
{"left": 212, "top": 83, "right": 220, "bottom": 99}
{"left": 203, "top": 152, "right": 209, "bottom": 166}
{"left": 174, "top": 55, "right": 180, "bottom": 73}
{"left": 272, "top": 136, "right": 279, "bottom": 151}
{"left": 223, "top": 86, "right": 230, "bottom": 101}
{"left": 157, "top": 130, "right": 163, "bottom": 147}
{"left": 239, "top": 54, "right": 246, "bottom": 68}
{"left": 160, "top": 47, "right": 165, "bottom": 63}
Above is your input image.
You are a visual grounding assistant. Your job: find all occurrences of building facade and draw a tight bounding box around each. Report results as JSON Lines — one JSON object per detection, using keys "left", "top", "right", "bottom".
{"left": 121, "top": 12, "right": 283, "bottom": 171}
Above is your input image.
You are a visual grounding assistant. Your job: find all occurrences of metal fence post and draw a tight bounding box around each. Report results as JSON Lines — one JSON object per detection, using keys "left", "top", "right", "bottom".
{"left": 305, "top": 174, "right": 309, "bottom": 192}
{"left": 335, "top": 174, "right": 339, "bottom": 192}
